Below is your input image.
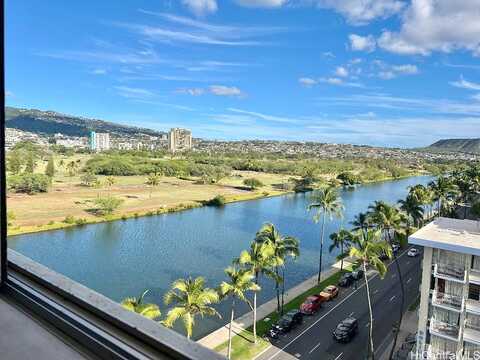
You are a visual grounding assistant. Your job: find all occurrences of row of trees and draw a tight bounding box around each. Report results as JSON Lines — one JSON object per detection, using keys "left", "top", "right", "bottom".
{"left": 120, "top": 223, "right": 299, "bottom": 359}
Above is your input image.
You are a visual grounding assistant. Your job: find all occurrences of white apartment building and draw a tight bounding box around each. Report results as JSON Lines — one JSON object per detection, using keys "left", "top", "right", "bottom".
{"left": 168, "top": 128, "right": 192, "bottom": 153}
{"left": 410, "top": 217, "right": 480, "bottom": 359}
{"left": 89, "top": 131, "right": 110, "bottom": 152}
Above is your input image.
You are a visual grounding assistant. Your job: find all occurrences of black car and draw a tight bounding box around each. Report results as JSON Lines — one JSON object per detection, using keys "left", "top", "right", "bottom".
{"left": 268, "top": 310, "right": 303, "bottom": 338}
{"left": 338, "top": 273, "right": 354, "bottom": 287}
{"left": 351, "top": 269, "right": 364, "bottom": 280}
{"left": 333, "top": 317, "right": 358, "bottom": 342}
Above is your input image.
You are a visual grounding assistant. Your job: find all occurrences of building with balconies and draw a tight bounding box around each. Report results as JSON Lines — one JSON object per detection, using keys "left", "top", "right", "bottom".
{"left": 410, "top": 217, "right": 480, "bottom": 359}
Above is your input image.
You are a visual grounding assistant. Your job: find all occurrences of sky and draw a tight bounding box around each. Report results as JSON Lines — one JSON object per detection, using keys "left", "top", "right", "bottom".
{"left": 5, "top": 0, "right": 480, "bottom": 148}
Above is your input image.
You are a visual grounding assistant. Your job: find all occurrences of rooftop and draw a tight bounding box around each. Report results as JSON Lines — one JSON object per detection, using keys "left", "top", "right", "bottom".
{"left": 409, "top": 217, "right": 480, "bottom": 255}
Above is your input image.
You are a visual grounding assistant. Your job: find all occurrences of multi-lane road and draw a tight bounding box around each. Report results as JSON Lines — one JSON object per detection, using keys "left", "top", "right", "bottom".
{"left": 257, "top": 246, "right": 423, "bottom": 360}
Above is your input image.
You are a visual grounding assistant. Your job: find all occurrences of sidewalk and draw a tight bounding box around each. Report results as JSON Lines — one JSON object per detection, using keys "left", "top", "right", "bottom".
{"left": 198, "top": 258, "right": 355, "bottom": 349}
{"left": 379, "top": 308, "right": 418, "bottom": 360}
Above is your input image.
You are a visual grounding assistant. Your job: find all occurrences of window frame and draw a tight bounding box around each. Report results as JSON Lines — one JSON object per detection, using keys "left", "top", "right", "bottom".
{"left": 0, "top": 2, "right": 224, "bottom": 359}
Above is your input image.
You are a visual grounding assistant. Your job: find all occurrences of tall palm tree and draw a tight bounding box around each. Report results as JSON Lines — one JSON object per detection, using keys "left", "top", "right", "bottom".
{"left": 398, "top": 194, "right": 424, "bottom": 231}
{"left": 308, "top": 186, "right": 344, "bottom": 284}
{"left": 220, "top": 266, "right": 259, "bottom": 360}
{"left": 121, "top": 290, "right": 161, "bottom": 320}
{"left": 428, "top": 177, "right": 457, "bottom": 217}
{"left": 409, "top": 184, "right": 434, "bottom": 220}
{"left": 329, "top": 229, "right": 352, "bottom": 271}
{"left": 368, "top": 201, "right": 405, "bottom": 360}
{"left": 237, "top": 241, "right": 275, "bottom": 343}
{"left": 254, "top": 223, "right": 299, "bottom": 313}
{"left": 349, "top": 229, "right": 391, "bottom": 360}
{"left": 351, "top": 212, "right": 371, "bottom": 232}
{"left": 453, "top": 174, "right": 474, "bottom": 219}
{"left": 66, "top": 160, "right": 79, "bottom": 177}
{"left": 163, "top": 277, "right": 220, "bottom": 339}
{"left": 145, "top": 173, "right": 161, "bottom": 198}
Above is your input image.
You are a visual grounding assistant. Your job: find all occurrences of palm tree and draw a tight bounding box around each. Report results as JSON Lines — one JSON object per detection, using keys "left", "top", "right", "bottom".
{"left": 308, "top": 186, "right": 344, "bottom": 284}
{"left": 398, "top": 194, "right": 424, "bottom": 232}
{"left": 254, "top": 223, "right": 299, "bottom": 314}
{"left": 368, "top": 201, "right": 406, "bottom": 360}
{"left": 453, "top": 174, "right": 474, "bottom": 219}
{"left": 237, "top": 241, "right": 275, "bottom": 343}
{"left": 66, "top": 160, "right": 79, "bottom": 177}
{"left": 145, "top": 173, "right": 161, "bottom": 198}
{"left": 105, "top": 176, "right": 116, "bottom": 188}
{"left": 349, "top": 229, "right": 391, "bottom": 360}
{"left": 163, "top": 277, "right": 220, "bottom": 339}
{"left": 329, "top": 229, "right": 352, "bottom": 271}
{"left": 409, "top": 184, "right": 434, "bottom": 220}
{"left": 121, "top": 290, "right": 161, "bottom": 320}
{"left": 351, "top": 212, "right": 371, "bottom": 232}
{"left": 428, "top": 177, "right": 457, "bottom": 217}
{"left": 219, "top": 266, "right": 260, "bottom": 360}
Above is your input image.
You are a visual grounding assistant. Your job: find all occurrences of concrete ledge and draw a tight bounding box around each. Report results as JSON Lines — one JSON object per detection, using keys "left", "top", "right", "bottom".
{"left": 8, "top": 249, "right": 224, "bottom": 360}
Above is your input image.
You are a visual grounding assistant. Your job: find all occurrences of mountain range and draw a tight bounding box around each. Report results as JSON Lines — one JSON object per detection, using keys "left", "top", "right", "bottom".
{"left": 427, "top": 138, "right": 480, "bottom": 155}
{"left": 5, "top": 107, "right": 165, "bottom": 138}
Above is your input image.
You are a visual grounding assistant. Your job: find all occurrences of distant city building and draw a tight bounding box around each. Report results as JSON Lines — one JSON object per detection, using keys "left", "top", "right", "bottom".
{"left": 168, "top": 128, "right": 192, "bottom": 152}
{"left": 89, "top": 131, "right": 110, "bottom": 152}
{"left": 54, "top": 133, "right": 88, "bottom": 148}
{"left": 5, "top": 128, "right": 47, "bottom": 150}
{"left": 410, "top": 218, "right": 480, "bottom": 359}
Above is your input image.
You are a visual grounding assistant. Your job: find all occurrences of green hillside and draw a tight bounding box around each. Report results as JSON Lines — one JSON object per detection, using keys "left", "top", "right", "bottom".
{"left": 428, "top": 138, "right": 480, "bottom": 154}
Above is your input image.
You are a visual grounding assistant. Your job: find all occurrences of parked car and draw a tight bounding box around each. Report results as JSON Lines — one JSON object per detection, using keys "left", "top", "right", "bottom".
{"left": 269, "top": 310, "right": 303, "bottom": 338}
{"left": 333, "top": 317, "right": 358, "bottom": 343}
{"left": 338, "top": 273, "right": 354, "bottom": 287}
{"left": 300, "top": 295, "right": 324, "bottom": 315}
{"left": 320, "top": 285, "right": 339, "bottom": 301}
{"left": 351, "top": 269, "right": 364, "bottom": 281}
{"left": 407, "top": 248, "right": 419, "bottom": 257}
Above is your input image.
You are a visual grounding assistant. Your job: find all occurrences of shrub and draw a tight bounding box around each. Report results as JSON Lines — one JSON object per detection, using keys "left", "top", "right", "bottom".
{"left": 63, "top": 215, "right": 75, "bottom": 224}
{"left": 121, "top": 214, "right": 128, "bottom": 220}
{"left": 472, "top": 202, "right": 480, "bottom": 220}
{"left": 8, "top": 173, "right": 51, "bottom": 194}
{"left": 93, "top": 196, "right": 124, "bottom": 216}
{"left": 337, "top": 172, "right": 360, "bottom": 186}
{"left": 75, "top": 218, "right": 87, "bottom": 225}
{"left": 80, "top": 172, "right": 98, "bottom": 187}
{"left": 205, "top": 195, "right": 226, "bottom": 207}
{"left": 7, "top": 211, "right": 15, "bottom": 226}
{"left": 243, "top": 178, "right": 264, "bottom": 190}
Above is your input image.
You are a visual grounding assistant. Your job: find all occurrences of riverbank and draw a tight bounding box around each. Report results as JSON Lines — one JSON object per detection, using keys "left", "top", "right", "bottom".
{"left": 7, "top": 172, "right": 427, "bottom": 237}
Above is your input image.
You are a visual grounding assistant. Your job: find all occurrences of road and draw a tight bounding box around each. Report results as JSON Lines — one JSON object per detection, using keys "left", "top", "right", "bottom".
{"left": 257, "top": 246, "right": 422, "bottom": 360}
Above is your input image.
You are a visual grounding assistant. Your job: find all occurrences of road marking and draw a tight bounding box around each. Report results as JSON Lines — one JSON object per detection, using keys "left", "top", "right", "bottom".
{"left": 349, "top": 312, "right": 354, "bottom": 317}
{"left": 264, "top": 249, "right": 412, "bottom": 360}
{"left": 294, "top": 353, "right": 301, "bottom": 358}
{"left": 407, "top": 278, "right": 412, "bottom": 284}
{"left": 374, "top": 332, "right": 394, "bottom": 356}
{"left": 392, "top": 274, "right": 396, "bottom": 278}
{"left": 334, "top": 353, "right": 343, "bottom": 360}
{"left": 389, "top": 295, "right": 396, "bottom": 302}
{"left": 373, "top": 289, "right": 379, "bottom": 295}
{"left": 309, "top": 342, "right": 321, "bottom": 354}
{"left": 365, "top": 322, "right": 370, "bottom": 327}
{"left": 406, "top": 261, "right": 410, "bottom": 265}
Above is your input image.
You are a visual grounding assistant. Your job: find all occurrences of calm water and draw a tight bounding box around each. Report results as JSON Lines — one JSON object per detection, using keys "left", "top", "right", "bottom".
{"left": 8, "top": 176, "right": 433, "bottom": 339}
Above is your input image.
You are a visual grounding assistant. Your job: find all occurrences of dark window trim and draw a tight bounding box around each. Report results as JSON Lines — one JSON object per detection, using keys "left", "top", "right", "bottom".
{"left": 0, "top": 2, "right": 223, "bottom": 358}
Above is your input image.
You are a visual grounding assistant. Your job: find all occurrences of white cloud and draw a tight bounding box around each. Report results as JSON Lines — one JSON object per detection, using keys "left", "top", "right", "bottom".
{"left": 114, "top": 86, "right": 154, "bottom": 99}
{"left": 299, "top": 77, "right": 318, "bottom": 87}
{"left": 182, "top": 0, "right": 218, "bottom": 17}
{"left": 91, "top": 68, "right": 107, "bottom": 75}
{"left": 209, "top": 85, "right": 244, "bottom": 96}
{"left": 450, "top": 76, "right": 480, "bottom": 91}
{"left": 228, "top": 108, "right": 299, "bottom": 123}
{"left": 315, "top": 0, "right": 405, "bottom": 25}
{"left": 5, "top": 90, "right": 13, "bottom": 97}
{"left": 392, "top": 64, "right": 418, "bottom": 75}
{"left": 378, "top": 71, "right": 396, "bottom": 80}
{"left": 377, "top": 0, "right": 480, "bottom": 56}
{"left": 472, "top": 94, "right": 480, "bottom": 102}
{"left": 335, "top": 66, "right": 349, "bottom": 77}
{"left": 318, "top": 77, "right": 364, "bottom": 87}
{"left": 322, "top": 52, "right": 336, "bottom": 59}
{"left": 176, "top": 88, "right": 205, "bottom": 96}
{"left": 235, "top": 0, "right": 287, "bottom": 7}
{"left": 349, "top": 34, "right": 376, "bottom": 52}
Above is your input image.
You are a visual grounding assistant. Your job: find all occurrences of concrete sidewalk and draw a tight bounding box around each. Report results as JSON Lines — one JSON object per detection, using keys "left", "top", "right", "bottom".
{"left": 198, "top": 259, "right": 355, "bottom": 349}
{"left": 379, "top": 308, "right": 418, "bottom": 360}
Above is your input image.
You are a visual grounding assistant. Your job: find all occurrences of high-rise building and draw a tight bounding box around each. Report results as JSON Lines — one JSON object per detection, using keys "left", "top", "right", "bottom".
{"left": 89, "top": 131, "right": 110, "bottom": 152}
{"left": 168, "top": 128, "right": 192, "bottom": 152}
{"left": 410, "top": 217, "right": 480, "bottom": 359}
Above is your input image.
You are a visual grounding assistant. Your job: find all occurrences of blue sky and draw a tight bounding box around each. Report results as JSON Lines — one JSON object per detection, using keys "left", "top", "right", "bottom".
{"left": 5, "top": 0, "right": 480, "bottom": 148}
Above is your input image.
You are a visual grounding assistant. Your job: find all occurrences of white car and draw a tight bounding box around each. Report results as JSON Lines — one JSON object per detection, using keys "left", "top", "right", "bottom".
{"left": 407, "top": 248, "right": 419, "bottom": 257}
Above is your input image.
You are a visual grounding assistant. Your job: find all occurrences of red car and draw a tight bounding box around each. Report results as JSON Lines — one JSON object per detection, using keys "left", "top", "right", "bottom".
{"left": 300, "top": 295, "right": 325, "bottom": 315}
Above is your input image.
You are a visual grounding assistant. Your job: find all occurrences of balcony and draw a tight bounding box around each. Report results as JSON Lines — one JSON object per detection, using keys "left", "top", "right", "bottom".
{"left": 432, "top": 290, "right": 464, "bottom": 313}
{"left": 433, "top": 264, "right": 467, "bottom": 284}
{"left": 429, "top": 319, "right": 460, "bottom": 342}
{"left": 466, "top": 299, "right": 480, "bottom": 315}
{"left": 464, "top": 325, "right": 480, "bottom": 346}
{"left": 469, "top": 268, "right": 480, "bottom": 285}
